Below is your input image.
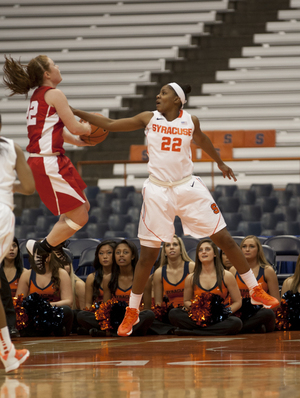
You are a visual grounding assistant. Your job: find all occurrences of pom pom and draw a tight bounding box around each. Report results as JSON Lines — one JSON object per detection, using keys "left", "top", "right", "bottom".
{"left": 84, "top": 301, "right": 102, "bottom": 313}
{"left": 275, "top": 291, "right": 300, "bottom": 331}
{"left": 151, "top": 302, "right": 174, "bottom": 323}
{"left": 95, "top": 297, "right": 118, "bottom": 331}
{"left": 189, "top": 293, "right": 230, "bottom": 327}
{"left": 22, "top": 292, "right": 64, "bottom": 335}
{"left": 234, "top": 297, "right": 261, "bottom": 321}
{"left": 13, "top": 294, "right": 28, "bottom": 330}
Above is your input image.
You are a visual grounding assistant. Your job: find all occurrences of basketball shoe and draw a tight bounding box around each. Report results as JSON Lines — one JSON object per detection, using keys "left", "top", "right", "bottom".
{"left": 0, "top": 344, "right": 30, "bottom": 373}
{"left": 250, "top": 285, "right": 279, "bottom": 309}
{"left": 26, "top": 239, "right": 49, "bottom": 274}
{"left": 52, "top": 242, "right": 72, "bottom": 266}
{"left": 117, "top": 307, "right": 140, "bottom": 336}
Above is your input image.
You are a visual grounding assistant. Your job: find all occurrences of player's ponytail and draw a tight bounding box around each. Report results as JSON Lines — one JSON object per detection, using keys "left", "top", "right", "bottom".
{"left": 3, "top": 54, "right": 49, "bottom": 98}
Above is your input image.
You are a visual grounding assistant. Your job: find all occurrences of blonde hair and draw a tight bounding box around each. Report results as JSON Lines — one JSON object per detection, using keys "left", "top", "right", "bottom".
{"left": 159, "top": 235, "right": 193, "bottom": 267}
{"left": 240, "top": 235, "right": 269, "bottom": 268}
{"left": 290, "top": 254, "right": 300, "bottom": 293}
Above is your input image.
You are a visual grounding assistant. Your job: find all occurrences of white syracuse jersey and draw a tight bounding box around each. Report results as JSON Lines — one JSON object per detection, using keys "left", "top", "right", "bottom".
{"left": 145, "top": 110, "right": 195, "bottom": 182}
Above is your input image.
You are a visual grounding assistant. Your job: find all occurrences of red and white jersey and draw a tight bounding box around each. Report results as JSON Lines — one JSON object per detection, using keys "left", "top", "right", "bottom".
{"left": 145, "top": 110, "right": 194, "bottom": 182}
{"left": 26, "top": 86, "right": 65, "bottom": 155}
{"left": 0, "top": 137, "right": 16, "bottom": 210}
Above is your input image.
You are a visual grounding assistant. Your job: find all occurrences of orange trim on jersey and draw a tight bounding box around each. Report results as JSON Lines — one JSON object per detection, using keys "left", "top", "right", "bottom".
{"left": 162, "top": 262, "right": 189, "bottom": 307}
{"left": 114, "top": 286, "right": 131, "bottom": 304}
{"left": 29, "top": 270, "right": 60, "bottom": 302}
{"left": 194, "top": 279, "right": 229, "bottom": 305}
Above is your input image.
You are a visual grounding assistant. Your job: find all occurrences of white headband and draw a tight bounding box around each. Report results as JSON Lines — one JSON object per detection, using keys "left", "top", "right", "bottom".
{"left": 168, "top": 82, "right": 187, "bottom": 108}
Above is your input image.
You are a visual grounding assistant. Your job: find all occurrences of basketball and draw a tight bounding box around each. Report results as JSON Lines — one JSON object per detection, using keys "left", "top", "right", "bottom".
{"left": 80, "top": 113, "right": 109, "bottom": 146}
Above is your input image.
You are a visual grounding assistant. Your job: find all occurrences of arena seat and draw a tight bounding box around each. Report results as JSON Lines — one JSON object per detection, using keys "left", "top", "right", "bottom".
{"left": 261, "top": 213, "right": 285, "bottom": 231}
{"left": 180, "top": 236, "right": 200, "bottom": 252}
{"left": 75, "top": 246, "right": 98, "bottom": 281}
{"left": 264, "top": 235, "right": 300, "bottom": 274}
{"left": 111, "top": 199, "right": 132, "bottom": 215}
{"left": 233, "top": 189, "right": 256, "bottom": 205}
{"left": 112, "top": 186, "right": 136, "bottom": 199}
{"left": 217, "top": 197, "right": 240, "bottom": 213}
{"left": 255, "top": 197, "right": 278, "bottom": 213}
{"left": 250, "top": 184, "right": 274, "bottom": 198}
{"left": 85, "top": 223, "right": 109, "bottom": 239}
{"left": 108, "top": 214, "right": 132, "bottom": 231}
{"left": 90, "top": 207, "right": 112, "bottom": 223}
{"left": 237, "top": 221, "right": 262, "bottom": 236}
{"left": 214, "top": 185, "right": 238, "bottom": 197}
{"left": 66, "top": 238, "right": 100, "bottom": 271}
{"left": 286, "top": 183, "right": 300, "bottom": 196}
{"left": 274, "top": 205, "right": 298, "bottom": 221}
{"left": 275, "top": 221, "right": 300, "bottom": 236}
{"left": 124, "top": 223, "right": 139, "bottom": 239}
{"left": 239, "top": 205, "right": 262, "bottom": 222}
{"left": 271, "top": 190, "right": 293, "bottom": 206}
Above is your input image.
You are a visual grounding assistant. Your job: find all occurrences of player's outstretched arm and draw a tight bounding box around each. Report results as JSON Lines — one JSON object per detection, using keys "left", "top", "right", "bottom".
{"left": 71, "top": 107, "right": 153, "bottom": 132}
{"left": 13, "top": 143, "right": 35, "bottom": 195}
{"left": 192, "top": 115, "right": 237, "bottom": 181}
{"left": 62, "top": 128, "right": 93, "bottom": 147}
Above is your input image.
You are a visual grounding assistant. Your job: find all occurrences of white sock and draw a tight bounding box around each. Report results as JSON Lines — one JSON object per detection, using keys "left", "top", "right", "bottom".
{"left": 0, "top": 327, "right": 12, "bottom": 356}
{"left": 240, "top": 269, "right": 258, "bottom": 291}
{"left": 129, "top": 292, "right": 143, "bottom": 310}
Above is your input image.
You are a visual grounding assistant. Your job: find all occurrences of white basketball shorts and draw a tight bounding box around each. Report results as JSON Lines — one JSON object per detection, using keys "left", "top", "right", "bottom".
{"left": 0, "top": 203, "right": 15, "bottom": 263}
{"left": 138, "top": 175, "right": 226, "bottom": 244}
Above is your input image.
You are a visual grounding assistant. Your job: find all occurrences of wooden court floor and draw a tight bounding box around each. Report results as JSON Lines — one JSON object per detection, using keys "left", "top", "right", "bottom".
{"left": 1, "top": 331, "right": 300, "bottom": 398}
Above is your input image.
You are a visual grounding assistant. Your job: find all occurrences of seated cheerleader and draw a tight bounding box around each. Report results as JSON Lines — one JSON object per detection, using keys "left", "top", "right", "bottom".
{"left": 16, "top": 245, "right": 73, "bottom": 337}
{"left": 89, "top": 239, "right": 154, "bottom": 337}
{"left": 1, "top": 237, "right": 29, "bottom": 298}
{"left": 220, "top": 249, "right": 234, "bottom": 272}
{"left": 168, "top": 239, "right": 243, "bottom": 335}
{"left": 149, "top": 235, "right": 195, "bottom": 334}
{"left": 77, "top": 240, "right": 116, "bottom": 334}
{"left": 277, "top": 254, "right": 300, "bottom": 330}
{"left": 229, "top": 236, "right": 279, "bottom": 333}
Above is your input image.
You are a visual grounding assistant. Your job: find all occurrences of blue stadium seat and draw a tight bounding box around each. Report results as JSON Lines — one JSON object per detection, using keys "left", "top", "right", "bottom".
{"left": 274, "top": 205, "right": 298, "bottom": 221}
{"left": 271, "top": 190, "right": 293, "bottom": 205}
{"left": 262, "top": 244, "right": 276, "bottom": 270}
{"left": 20, "top": 208, "right": 44, "bottom": 225}
{"left": 223, "top": 213, "right": 243, "bottom": 231}
{"left": 215, "top": 185, "right": 238, "bottom": 197}
{"left": 111, "top": 198, "right": 132, "bottom": 214}
{"left": 275, "top": 221, "right": 300, "bottom": 236}
{"left": 264, "top": 235, "right": 300, "bottom": 274}
{"left": 124, "top": 222, "right": 139, "bottom": 238}
{"left": 75, "top": 246, "right": 98, "bottom": 281}
{"left": 290, "top": 196, "right": 300, "bottom": 211}
{"left": 35, "top": 215, "right": 59, "bottom": 235}
{"left": 104, "top": 231, "right": 130, "bottom": 239}
{"left": 96, "top": 192, "right": 118, "bottom": 208}
{"left": 217, "top": 197, "right": 240, "bottom": 213}
{"left": 85, "top": 186, "right": 100, "bottom": 200}
{"left": 90, "top": 207, "right": 112, "bottom": 222}
{"left": 187, "top": 247, "right": 196, "bottom": 262}
{"left": 180, "top": 236, "right": 200, "bottom": 252}
{"left": 233, "top": 189, "right": 256, "bottom": 205}
{"left": 108, "top": 214, "right": 131, "bottom": 231}
{"left": 14, "top": 225, "right": 36, "bottom": 240}
{"left": 66, "top": 238, "right": 100, "bottom": 271}
{"left": 113, "top": 185, "right": 136, "bottom": 199}
{"left": 239, "top": 205, "right": 262, "bottom": 222}
{"left": 255, "top": 197, "right": 278, "bottom": 213}
{"left": 286, "top": 183, "right": 300, "bottom": 197}
{"left": 261, "top": 213, "right": 284, "bottom": 230}
{"left": 127, "top": 207, "right": 141, "bottom": 223}
{"left": 127, "top": 192, "right": 143, "bottom": 208}
{"left": 85, "top": 223, "right": 109, "bottom": 239}
{"left": 250, "top": 184, "right": 274, "bottom": 197}
{"left": 237, "top": 221, "right": 262, "bottom": 236}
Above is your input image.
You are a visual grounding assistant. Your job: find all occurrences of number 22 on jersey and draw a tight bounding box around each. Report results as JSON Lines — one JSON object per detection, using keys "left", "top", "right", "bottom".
{"left": 161, "top": 137, "right": 182, "bottom": 152}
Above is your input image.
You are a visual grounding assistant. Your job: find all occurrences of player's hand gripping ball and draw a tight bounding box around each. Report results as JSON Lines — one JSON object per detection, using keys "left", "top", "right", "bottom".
{"left": 80, "top": 113, "right": 109, "bottom": 146}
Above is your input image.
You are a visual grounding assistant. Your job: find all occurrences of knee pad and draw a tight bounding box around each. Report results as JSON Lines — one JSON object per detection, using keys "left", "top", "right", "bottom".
{"left": 65, "top": 217, "right": 82, "bottom": 231}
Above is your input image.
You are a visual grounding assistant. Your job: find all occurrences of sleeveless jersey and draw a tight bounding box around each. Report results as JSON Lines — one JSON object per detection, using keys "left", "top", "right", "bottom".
{"left": 235, "top": 267, "right": 268, "bottom": 298}
{"left": 0, "top": 137, "right": 16, "bottom": 210}
{"left": 194, "top": 278, "right": 229, "bottom": 305}
{"left": 145, "top": 110, "right": 194, "bottom": 182}
{"left": 26, "top": 86, "right": 65, "bottom": 155}
{"left": 114, "top": 286, "right": 131, "bottom": 304}
{"left": 28, "top": 270, "right": 60, "bottom": 302}
{"left": 8, "top": 273, "right": 19, "bottom": 298}
{"left": 162, "top": 261, "right": 190, "bottom": 307}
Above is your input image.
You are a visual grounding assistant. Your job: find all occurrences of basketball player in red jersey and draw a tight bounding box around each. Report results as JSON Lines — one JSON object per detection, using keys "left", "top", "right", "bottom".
{"left": 72, "top": 82, "right": 279, "bottom": 336}
{"left": 3, "top": 55, "right": 92, "bottom": 275}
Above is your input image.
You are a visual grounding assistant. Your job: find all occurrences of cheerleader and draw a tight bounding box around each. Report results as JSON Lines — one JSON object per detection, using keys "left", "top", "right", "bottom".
{"left": 89, "top": 240, "right": 154, "bottom": 337}
{"left": 230, "top": 236, "right": 279, "bottom": 333}
{"left": 76, "top": 240, "right": 116, "bottom": 334}
{"left": 72, "top": 82, "right": 279, "bottom": 336}
{"left": 16, "top": 248, "right": 73, "bottom": 336}
{"left": 149, "top": 235, "right": 194, "bottom": 334}
{"left": 169, "top": 239, "right": 243, "bottom": 335}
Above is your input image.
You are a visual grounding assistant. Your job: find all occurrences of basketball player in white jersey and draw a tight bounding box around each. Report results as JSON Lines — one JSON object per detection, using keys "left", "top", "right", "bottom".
{"left": 0, "top": 115, "right": 34, "bottom": 371}
{"left": 72, "top": 82, "right": 279, "bottom": 336}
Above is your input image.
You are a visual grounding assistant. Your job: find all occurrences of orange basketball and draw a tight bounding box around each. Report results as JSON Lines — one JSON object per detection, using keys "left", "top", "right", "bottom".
{"left": 80, "top": 113, "right": 109, "bottom": 146}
